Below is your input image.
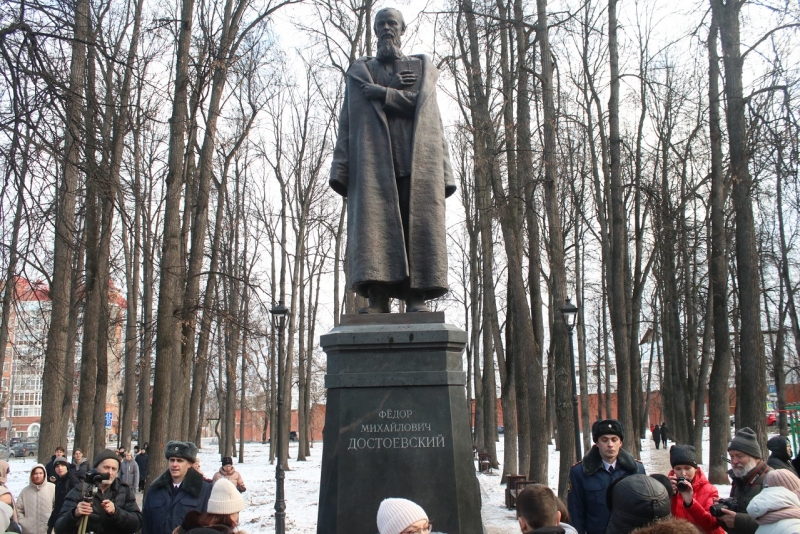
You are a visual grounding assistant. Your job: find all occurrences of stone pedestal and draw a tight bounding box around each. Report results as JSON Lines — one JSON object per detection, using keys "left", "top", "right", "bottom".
{"left": 317, "top": 313, "right": 483, "bottom": 533}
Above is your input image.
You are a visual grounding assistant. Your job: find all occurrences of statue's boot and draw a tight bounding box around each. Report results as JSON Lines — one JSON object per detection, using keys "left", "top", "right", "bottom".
{"left": 358, "top": 286, "right": 390, "bottom": 314}
{"left": 405, "top": 290, "right": 430, "bottom": 313}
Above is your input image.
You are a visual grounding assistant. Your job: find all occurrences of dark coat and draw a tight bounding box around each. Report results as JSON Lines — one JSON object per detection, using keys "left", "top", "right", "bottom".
{"left": 72, "top": 459, "right": 90, "bottom": 480}
{"left": 54, "top": 478, "right": 141, "bottom": 534}
{"left": 329, "top": 54, "right": 455, "bottom": 300}
{"left": 567, "top": 446, "right": 646, "bottom": 534}
{"left": 44, "top": 456, "right": 60, "bottom": 482}
{"left": 725, "top": 460, "right": 771, "bottom": 534}
{"left": 48, "top": 467, "right": 80, "bottom": 529}
{"left": 767, "top": 454, "right": 797, "bottom": 474}
{"left": 134, "top": 452, "right": 148, "bottom": 478}
{"left": 141, "top": 468, "right": 212, "bottom": 534}
{"left": 652, "top": 426, "right": 661, "bottom": 442}
{"left": 660, "top": 425, "right": 669, "bottom": 439}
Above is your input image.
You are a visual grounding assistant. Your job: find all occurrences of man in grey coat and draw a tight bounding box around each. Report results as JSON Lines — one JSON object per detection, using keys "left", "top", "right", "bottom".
{"left": 329, "top": 7, "right": 455, "bottom": 314}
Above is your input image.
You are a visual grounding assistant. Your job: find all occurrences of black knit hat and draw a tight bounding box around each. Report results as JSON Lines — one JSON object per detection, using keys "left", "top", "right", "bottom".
{"left": 222, "top": 456, "right": 233, "bottom": 466}
{"left": 669, "top": 445, "right": 698, "bottom": 468}
{"left": 592, "top": 419, "right": 624, "bottom": 443}
{"left": 165, "top": 440, "right": 198, "bottom": 463}
{"left": 768, "top": 435, "right": 790, "bottom": 453}
{"left": 605, "top": 474, "right": 671, "bottom": 532}
{"left": 93, "top": 449, "right": 121, "bottom": 468}
{"left": 53, "top": 456, "right": 70, "bottom": 467}
{"left": 728, "top": 427, "right": 762, "bottom": 459}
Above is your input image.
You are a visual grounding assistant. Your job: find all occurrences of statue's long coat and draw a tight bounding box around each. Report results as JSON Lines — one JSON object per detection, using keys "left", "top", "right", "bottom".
{"left": 330, "top": 54, "right": 455, "bottom": 300}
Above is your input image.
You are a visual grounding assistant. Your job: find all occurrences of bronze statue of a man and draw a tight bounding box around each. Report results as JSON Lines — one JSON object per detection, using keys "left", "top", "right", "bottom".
{"left": 329, "top": 7, "right": 455, "bottom": 314}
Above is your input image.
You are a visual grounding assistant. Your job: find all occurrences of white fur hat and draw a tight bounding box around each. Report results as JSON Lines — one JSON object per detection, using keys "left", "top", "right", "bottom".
{"left": 207, "top": 478, "right": 245, "bottom": 515}
{"left": 377, "top": 498, "right": 428, "bottom": 534}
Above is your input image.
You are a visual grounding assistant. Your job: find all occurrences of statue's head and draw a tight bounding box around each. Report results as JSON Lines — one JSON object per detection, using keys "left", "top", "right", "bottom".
{"left": 374, "top": 8, "right": 405, "bottom": 62}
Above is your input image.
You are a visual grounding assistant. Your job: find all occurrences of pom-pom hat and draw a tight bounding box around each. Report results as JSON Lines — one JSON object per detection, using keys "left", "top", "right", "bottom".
{"left": 376, "top": 498, "right": 428, "bottom": 534}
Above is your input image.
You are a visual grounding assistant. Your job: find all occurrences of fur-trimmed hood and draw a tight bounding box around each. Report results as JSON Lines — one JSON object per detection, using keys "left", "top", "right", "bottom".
{"left": 582, "top": 445, "right": 640, "bottom": 476}
{"left": 151, "top": 467, "right": 205, "bottom": 497}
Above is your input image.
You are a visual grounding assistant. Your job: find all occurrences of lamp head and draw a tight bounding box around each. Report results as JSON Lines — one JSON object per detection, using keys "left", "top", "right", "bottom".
{"left": 561, "top": 298, "right": 579, "bottom": 330}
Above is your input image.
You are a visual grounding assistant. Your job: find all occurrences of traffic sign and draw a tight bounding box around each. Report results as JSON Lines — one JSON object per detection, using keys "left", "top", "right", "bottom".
{"left": 105, "top": 412, "right": 113, "bottom": 429}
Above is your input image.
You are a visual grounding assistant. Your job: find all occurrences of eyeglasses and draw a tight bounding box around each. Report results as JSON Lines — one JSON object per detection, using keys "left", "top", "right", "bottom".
{"left": 401, "top": 523, "right": 432, "bottom": 534}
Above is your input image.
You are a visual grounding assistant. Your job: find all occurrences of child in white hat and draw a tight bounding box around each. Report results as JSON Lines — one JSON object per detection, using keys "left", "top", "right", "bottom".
{"left": 173, "top": 478, "right": 245, "bottom": 533}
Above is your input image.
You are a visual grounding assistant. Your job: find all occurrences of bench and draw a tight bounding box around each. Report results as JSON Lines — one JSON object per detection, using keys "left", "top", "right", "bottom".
{"left": 506, "top": 478, "right": 537, "bottom": 509}
{"left": 478, "top": 453, "right": 492, "bottom": 473}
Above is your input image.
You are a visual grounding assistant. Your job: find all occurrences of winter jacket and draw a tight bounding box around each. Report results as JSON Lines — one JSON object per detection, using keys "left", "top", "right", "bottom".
{"left": 142, "top": 468, "right": 212, "bottom": 534}
{"left": 48, "top": 467, "right": 79, "bottom": 530}
{"left": 43, "top": 457, "right": 60, "bottom": 484}
{"left": 54, "top": 478, "right": 141, "bottom": 534}
{"left": 660, "top": 426, "right": 669, "bottom": 440}
{"left": 746, "top": 486, "right": 800, "bottom": 534}
{"left": 16, "top": 465, "right": 54, "bottom": 534}
{"left": 135, "top": 453, "right": 148, "bottom": 480}
{"left": 119, "top": 459, "right": 139, "bottom": 490}
{"left": 652, "top": 426, "right": 661, "bottom": 442}
{"left": 211, "top": 468, "right": 246, "bottom": 493}
{"left": 567, "top": 446, "right": 646, "bottom": 534}
{"left": 669, "top": 467, "right": 725, "bottom": 534}
{"left": 726, "top": 460, "right": 772, "bottom": 534}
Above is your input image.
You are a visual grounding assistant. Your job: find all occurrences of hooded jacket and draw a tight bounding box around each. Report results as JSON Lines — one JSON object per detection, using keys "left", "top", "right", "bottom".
{"left": 746, "top": 486, "right": 800, "bottom": 534}
{"left": 567, "top": 446, "right": 647, "bottom": 534}
{"left": 766, "top": 437, "right": 797, "bottom": 475}
{"left": 142, "top": 467, "right": 212, "bottom": 534}
{"left": 669, "top": 467, "right": 725, "bottom": 534}
{"left": 48, "top": 464, "right": 79, "bottom": 530}
{"left": 16, "top": 464, "right": 54, "bottom": 534}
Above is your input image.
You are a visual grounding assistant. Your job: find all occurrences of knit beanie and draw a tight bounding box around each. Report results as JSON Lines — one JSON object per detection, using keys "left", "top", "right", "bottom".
{"left": 376, "top": 498, "right": 428, "bottom": 534}
{"left": 592, "top": 419, "right": 624, "bottom": 443}
{"left": 728, "top": 427, "right": 762, "bottom": 459}
{"left": 53, "top": 456, "right": 70, "bottom": 467}
{"left": 221, "top": 456, "right": 233, "bottom": 466}
{"left": 764, "top": 469, "right": 800, "bottom": 499}
{"left": 93, "top": 449, "right": 121, "bottom": 468}
{"left": 207, "top": 478, "right": 245, "bottom": 515}
{"left": 669, "top": 445, "right": 698, "bottom": 468}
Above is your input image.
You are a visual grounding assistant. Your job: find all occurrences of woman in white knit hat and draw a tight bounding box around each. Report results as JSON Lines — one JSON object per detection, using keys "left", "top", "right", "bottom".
{"left": 172, "top": 478, "right": 245, "bottom": 533}
{"left": 377, "top": 498, "right": 438, "bottom": 534}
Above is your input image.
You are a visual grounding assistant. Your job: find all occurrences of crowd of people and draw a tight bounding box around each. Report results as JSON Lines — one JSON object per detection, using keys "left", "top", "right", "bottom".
{"left": 0, "top": 440, "right": 248, "bottom": 534}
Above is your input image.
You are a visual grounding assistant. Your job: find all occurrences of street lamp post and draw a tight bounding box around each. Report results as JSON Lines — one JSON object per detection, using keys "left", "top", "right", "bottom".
{"left": 116, "top": 391, "right": 123, "bottom": 449}
{"left": 561, "top": 298, "right": 581, "bottom": 463}
{"left": 270, "top": 301, "right": 288, "bottom": 534}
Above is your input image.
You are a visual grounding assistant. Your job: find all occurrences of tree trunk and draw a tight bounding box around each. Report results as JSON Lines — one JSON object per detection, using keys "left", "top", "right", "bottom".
{"left": 712, "top": 0, "right": 767, "bottom": 447}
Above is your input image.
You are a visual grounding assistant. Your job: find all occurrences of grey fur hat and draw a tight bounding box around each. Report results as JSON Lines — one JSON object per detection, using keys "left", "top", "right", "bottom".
{"left": 164, "top": 440, "right": 198, "bottom": 463}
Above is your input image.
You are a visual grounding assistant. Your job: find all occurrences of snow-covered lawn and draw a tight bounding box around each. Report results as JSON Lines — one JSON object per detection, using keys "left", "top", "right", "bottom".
{"left": 4, "top": 427, "right": 777, "bottom": 533}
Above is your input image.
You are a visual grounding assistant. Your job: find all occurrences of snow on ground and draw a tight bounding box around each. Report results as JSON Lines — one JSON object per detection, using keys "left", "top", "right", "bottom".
{"left": 1, "top": 427, "right": 782, "bottom": 533}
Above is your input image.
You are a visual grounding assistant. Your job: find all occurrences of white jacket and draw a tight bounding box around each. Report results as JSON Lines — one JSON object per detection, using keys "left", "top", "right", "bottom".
{"left": 16, "top": 464, "right": 54, "bottom": 534}
{"left": 747, "top": 486, "right": 800, "bottom": 534}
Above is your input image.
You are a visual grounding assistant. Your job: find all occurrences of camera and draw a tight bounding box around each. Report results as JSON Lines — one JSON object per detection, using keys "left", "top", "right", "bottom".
{"left": 677, "top": 476, "right": 690, "bottom": 492}
{"left": 709, "top": 497, "right": 739, "bottom": 517}
{"left": 82, "top": 469, "right": 111, "bottom": 502}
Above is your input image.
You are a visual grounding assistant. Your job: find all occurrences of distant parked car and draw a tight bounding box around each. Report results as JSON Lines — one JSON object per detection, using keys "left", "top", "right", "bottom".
{"left": 289, "top": 431, "right": 298, "bottom": 442}
{"left": 10, "top": 442, "right": 37, "bottom": 457}
{"left": 767, "top": 412, "right": 777, "bottom": 426}
{"left": 131, "top": 431, "right": 139, "bottom": 441}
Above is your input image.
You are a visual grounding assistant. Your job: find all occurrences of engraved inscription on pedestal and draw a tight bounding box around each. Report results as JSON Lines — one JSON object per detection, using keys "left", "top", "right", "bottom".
{"left": 347, "top": 409, "right": 445, "bottom": 452}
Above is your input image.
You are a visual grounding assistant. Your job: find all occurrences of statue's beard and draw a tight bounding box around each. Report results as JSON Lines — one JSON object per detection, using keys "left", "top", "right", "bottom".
{"left": 377, "top": 36, "right": 403, "bottom": 62}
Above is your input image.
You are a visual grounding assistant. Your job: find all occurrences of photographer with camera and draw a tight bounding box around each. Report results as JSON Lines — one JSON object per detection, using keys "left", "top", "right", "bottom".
{"left": 714, "top": 428, "right": 771, "bottom": 534}
{"left": 666, "top": 445, "right": 724, "bottom": 534}
{"left": 54, "top": 449, "right": 142, "bottom": 534}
